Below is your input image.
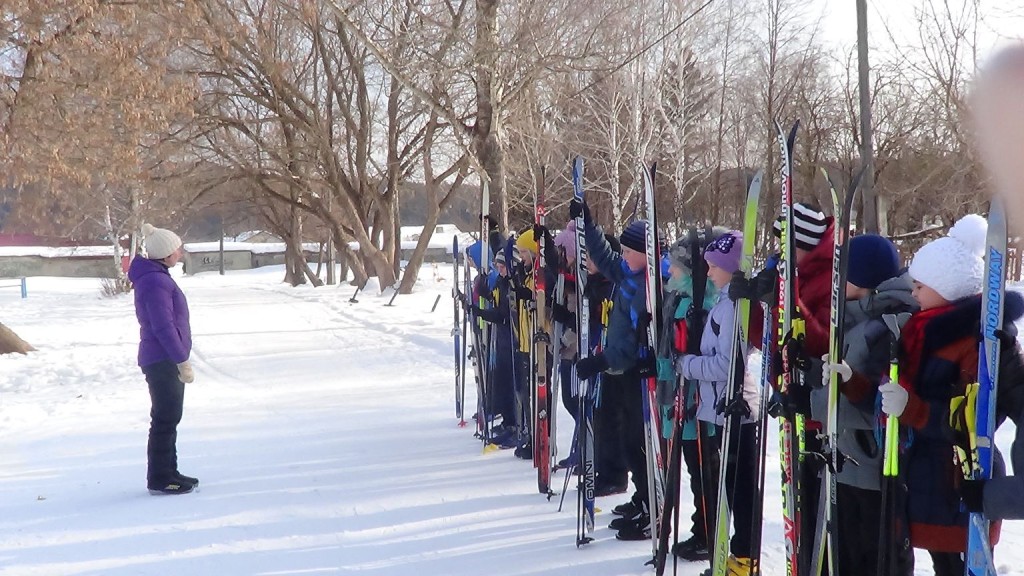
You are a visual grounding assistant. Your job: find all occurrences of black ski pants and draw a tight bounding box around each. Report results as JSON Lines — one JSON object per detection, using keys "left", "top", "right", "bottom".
{"left": 799, "top": 430, "right": 825, "bottom": 574}
{"left": 620, "top": 370, "right": 649, "bottom": 506}
{"left": 682, "top": 421, "right": 721, "bottom": 543}
{"left": 489, "top": 329, "right": 516, "bottom": 425}
{"left": 928, "top": 552, "right": 964, "bottom": 576}
{"left": 144, "top": 360, "right": 186, "bottom": 486}
{"left": 513, "top": 351, "right": 531, "bottom": 433}
{"left": 837, "top": 483, "right": 914, "bottom": 576}
{"left": 725, "top": 423, "right": 758, "bottom": 558}
{"left": 596, "top": 372, "right": 629, "bottom": 487}
{"left": 559, "top": 358, "right": 579, "bottom": 422}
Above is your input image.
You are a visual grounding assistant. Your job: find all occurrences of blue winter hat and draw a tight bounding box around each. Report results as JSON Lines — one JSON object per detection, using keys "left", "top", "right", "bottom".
{"left": 848, "top": 234, "right": 900, "bottom": 289}
{"left": 465, "top": 240, "right": 492, "bottom": 270}
{"left": 619, "top": 220, "right": 648, "bottom": 253}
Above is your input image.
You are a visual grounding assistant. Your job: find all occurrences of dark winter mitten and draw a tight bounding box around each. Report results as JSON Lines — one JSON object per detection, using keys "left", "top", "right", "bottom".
{"left": 993, "top": 327, "right": 1017, "bottom": 348}
{"left": 575, "top": 354, "right": 609, "bottom": 381}
{"left": 783, "top": 384, "right": 812, "bottom": 416}
{"left": 550, "top": 302, "right": 576, "bottom": 326}
{"left": 636, "top": 354, "right": 656, "bottom": 377}
{"left": 727, "top": 270, "right": 757, "bottom": 301}
{"left": 481, "top": 214, "right": 500, "bottom": 232}
{"left": 542, "top": 229, "right": 559, "bottom": 267}
{"left": 753, "top": 265, "right": 780, "bottom": 303}
{"left": 568, "top": 198, "right": 592, "bottom": 226}
{"left": 960, "top": 479, "right": 986, "bottom": 513}
{"left": 513, "top": 284, "right": 534, "bottom": 302}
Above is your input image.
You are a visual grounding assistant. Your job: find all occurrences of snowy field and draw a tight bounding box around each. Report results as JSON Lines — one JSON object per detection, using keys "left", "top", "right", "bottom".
{"left": 0, "top": 264, "right": 1020, "bottom": 575}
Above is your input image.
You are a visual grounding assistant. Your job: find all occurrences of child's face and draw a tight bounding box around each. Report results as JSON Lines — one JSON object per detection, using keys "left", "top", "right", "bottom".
{"left": 518, "top": 248, "right": 534, "bottom": 268}
{"left": 912, "top": 280, "right": 949, "bottom": 310}
{"left": 707, "top": 262, "right": 732, "bottom": 289}
{"left": 621, "top": 247, "right": 646, "bottom": 272}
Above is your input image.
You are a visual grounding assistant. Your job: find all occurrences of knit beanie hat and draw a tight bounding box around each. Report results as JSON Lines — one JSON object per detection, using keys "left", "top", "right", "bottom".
{"left": 909, "top": 214, "right": 988, "bottom": 301}
{"left": 669, "top": 227, "right": 729, "bottom": 275}
{"left": 703, "top": 230, "right": 744, "bottom": 274}
{"left": 142, "top": 223, "right": 182, "bottom": 260}
{"left": 848, "top": 234, "right": 900, "bottom": 289}
{"left": 515, "top": 228, "right": 539, "bottom": 255}
{"left": 553, "top": 221, "right": 577, "bottom": 263}
{"left": 773, "top": 203, "right": 828, "bottom": 250}
{"left": 619, "top": 220, "right": 648, "bottom": 253}
{"left": 493, "top": 248, "right": 506, "bottom": 266}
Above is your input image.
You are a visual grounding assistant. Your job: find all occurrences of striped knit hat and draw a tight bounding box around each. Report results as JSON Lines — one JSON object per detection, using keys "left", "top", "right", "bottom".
{"left": 619, "top": 220, "right": 648, "bottom": 253}
{"left": 772, "top": 203, "right": 827, "bottom": 250}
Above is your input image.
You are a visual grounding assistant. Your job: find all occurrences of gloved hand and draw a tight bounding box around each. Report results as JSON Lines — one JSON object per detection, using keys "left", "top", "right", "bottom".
{"left": 637, "top": 354, "right": 656, "bottom": 377}
{"left": 879, "top": 381, "right": 909, "bottom": 417}
{"left": 960, "top": 479, "right": 986, "bottom": 513}
{"left": 728, "top": 270, "right": 755, "bottom": 301}
{"left": 821, "top": 354, "right": 853, "bottom": 388}
{"left": 568, "top": 198, "right": 592, "bottom": 226}
{"left": 674, "top": 354, "right": 693, "bottom": 379}
{"left": 993, "top": 327, "right": 1018, "bottom": 347}
{"left": 575, "top": 354, "right": 609, "bottom": 381}
{"left": 728, "top": 267, "right": 778, "bottom": 304}
{"left": 513, "top": 285, "right": 534, "bottom": 302}
{"left": 177, "top": 361, "right": 195, "bottom": 384}
{"left": 752, "top": 266, "right": 780, "bottom": 303}
{"left": 481, "top": 214, "right": 500, "bottom": 232}
{"left": 550, "top": 302, "right": 575, "bottom": 325}
{"left": 455, "top": 289, "right": 471, "bottom": 308}
{"left": 542, "top": 230, "right": 559, "bottom": 268}
{"left": 782, "top": 384, "right": 812, "bottom": 416}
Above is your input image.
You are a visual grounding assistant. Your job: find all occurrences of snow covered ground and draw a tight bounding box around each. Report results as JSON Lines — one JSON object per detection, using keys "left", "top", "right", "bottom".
{"left": 0, "top": 264, "right": 1020, "bottom": 575}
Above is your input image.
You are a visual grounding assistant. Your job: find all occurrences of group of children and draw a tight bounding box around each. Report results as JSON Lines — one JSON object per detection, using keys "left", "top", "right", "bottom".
{"left": 457, "top": 196, "right": 1024, "bottom": 576}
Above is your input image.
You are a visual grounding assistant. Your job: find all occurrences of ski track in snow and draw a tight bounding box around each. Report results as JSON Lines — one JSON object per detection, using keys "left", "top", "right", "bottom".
{"left": 0, "top": 267, "right": 1021, "bottom": 576}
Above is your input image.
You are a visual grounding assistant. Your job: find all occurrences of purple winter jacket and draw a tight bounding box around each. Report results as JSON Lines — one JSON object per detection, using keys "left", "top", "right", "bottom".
{"left": 128, "top": 257, "right": 191, "bottom": 367}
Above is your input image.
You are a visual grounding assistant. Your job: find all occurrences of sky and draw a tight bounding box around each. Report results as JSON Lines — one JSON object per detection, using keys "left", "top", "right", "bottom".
{"left": 819, "top": 0, "right": 1024, "bottom": 63}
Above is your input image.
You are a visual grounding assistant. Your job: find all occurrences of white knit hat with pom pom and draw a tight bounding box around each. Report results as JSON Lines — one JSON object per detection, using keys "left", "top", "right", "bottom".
{"left": 141, "top": 223, "right": 183, "bottom": 260}
{"left": 909, "top": 214, "right": 988, "bottom": 301}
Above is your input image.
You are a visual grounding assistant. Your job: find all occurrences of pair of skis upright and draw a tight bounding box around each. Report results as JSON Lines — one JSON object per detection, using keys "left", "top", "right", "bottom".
{"left": 774, "top": 119, "right": 865, "bottom": 576}
{"left": 572, "top": 156, "right": 597, "bottom": 547}
{"left": 809, "top": 166, "right": 864, "bottom": 576}
{"left": 964, "top": 199, "right": 1006, "bottom": 576}
{"left": 534, "top": 169, "right": 553, "bottom": 496}
{"left": 706, "top": 171, "right": 763, "bottom": 576}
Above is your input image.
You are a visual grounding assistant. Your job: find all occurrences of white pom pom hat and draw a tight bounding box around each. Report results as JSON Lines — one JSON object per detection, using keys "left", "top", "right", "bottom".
{"left": 908, "top": 214, "right": 988, "bottom": 302}
{"left": 142, "top": 223, "right": 183, "bottom": 260}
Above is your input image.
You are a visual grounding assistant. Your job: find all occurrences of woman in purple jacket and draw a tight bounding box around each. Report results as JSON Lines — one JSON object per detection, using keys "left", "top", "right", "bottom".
{"left": 127, "top": 223, "right": 197, "bottom": 495}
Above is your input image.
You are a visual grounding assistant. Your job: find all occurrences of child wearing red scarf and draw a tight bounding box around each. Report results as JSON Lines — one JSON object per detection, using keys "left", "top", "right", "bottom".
{"left": 879, "top": 214, "right": 1023, "bottom": 576}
